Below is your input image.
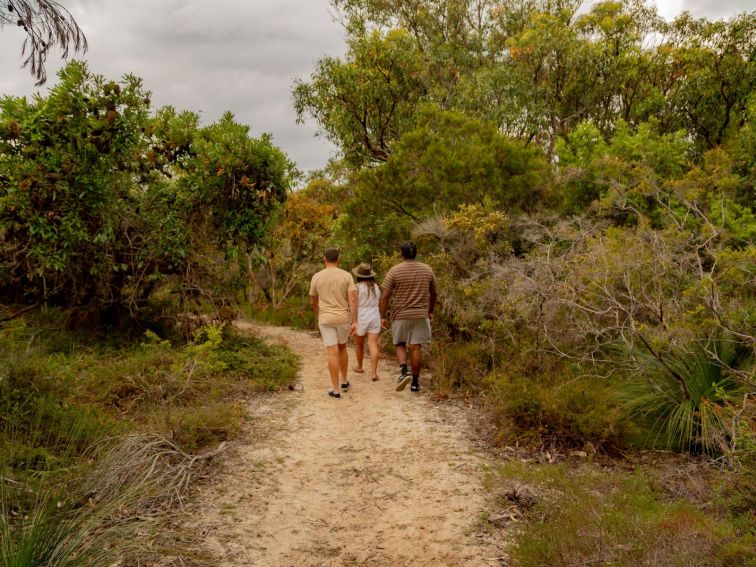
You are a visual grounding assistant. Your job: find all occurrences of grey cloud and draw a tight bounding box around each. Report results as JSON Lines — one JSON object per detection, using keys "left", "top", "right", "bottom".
{"left": 674, "top": 0, "right": 753, "bottom": 19}
{"left": 1, "top": 0, "right": 345, "bottom": 173}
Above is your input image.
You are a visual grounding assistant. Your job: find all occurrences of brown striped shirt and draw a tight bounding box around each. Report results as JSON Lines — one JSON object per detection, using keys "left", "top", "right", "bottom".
{"left": 382, "top": 260, "right": 437, "bottom": 320}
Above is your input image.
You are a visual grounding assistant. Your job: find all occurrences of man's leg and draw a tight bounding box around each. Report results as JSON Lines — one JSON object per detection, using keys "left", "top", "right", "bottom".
{"left": 392, "top": 320, "right": 412, "bottom": 391}
{"left": 326, "top": 344, "right": 340, "bottom": 392}
{"left": 338, "top": 342, "right": 349, "bottom": 385}
{"left": 395, "top": 343, "right": 408, "bottom": 375}
{"left": 409, "top": 344, "right": 422, "bottom": 391}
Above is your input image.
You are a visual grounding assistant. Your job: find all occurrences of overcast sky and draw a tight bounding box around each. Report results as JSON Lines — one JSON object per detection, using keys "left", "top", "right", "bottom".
{"left": 0, "top": 0, "right": 751, "bottom": 174}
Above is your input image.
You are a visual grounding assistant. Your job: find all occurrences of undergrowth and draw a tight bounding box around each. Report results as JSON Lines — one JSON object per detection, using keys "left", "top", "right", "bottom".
{"left": 0, "top": 309, "right": 299, "bottom": 563}
{"left": 242, "top": 296, "right": 316, "bottom": 330}
{"left": 485, "top": 459, "right": 755, "bottom": 566}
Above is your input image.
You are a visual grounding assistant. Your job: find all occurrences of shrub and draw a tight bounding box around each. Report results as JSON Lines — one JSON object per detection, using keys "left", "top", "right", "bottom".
{"left": 244, "top": 296, "right": 316, "bottom": 330}
{"left": 428, "top": 340, "right": 493, "bottom": 398}
{"left": 619, "top": 332, "right": 753, "bottom": 454}
{"left": 168, "top": 403, "right": 242, "bottom": 452}
{"left": 492, "top": 461, "right": 753, "bottom": 567}
{"left": 486, "top": 367, "right": 629, "bottom": 453}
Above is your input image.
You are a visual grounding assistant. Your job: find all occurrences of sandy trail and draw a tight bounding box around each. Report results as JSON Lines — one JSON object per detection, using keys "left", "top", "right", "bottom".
{"left": 185, "top": 322, "right": 496, "bottom": 566}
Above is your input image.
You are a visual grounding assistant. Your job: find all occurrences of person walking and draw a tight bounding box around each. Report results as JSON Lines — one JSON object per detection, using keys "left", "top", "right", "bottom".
{"left": 351, "top": 262, "right": 382, "bottom": 382}
{"left": 380, "top": 241, "right": 437, "bottom": 392}
{"left": 309, "top": 247, "right": 357, "bottom": 399}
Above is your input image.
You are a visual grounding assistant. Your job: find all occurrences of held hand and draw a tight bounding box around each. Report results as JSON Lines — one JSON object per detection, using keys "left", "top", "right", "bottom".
{"left": 350, "top": 322, "right": 357, "bottom": 336}
{"left": 381, "top": 318, "right": 388, "bottom": 330}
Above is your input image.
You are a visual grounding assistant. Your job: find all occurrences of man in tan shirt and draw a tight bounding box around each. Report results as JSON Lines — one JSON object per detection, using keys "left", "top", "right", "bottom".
{"left": 310, "top": 247, "right": 357, "bottom": 398}
{"left": 380, "top": 241, "right": 437, "bottom": 392}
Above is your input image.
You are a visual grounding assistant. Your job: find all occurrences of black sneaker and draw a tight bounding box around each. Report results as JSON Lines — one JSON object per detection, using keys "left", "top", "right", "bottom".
{"left": 340, "top": 381, "right": 350, "bottom": 389}
{"left": 395, "top": 373, "right": 411, "bottom": 392}
{"left": 410, "top": 379, "right": 420, "bottom": 392}
{"left": 328, "top": 390, "right": 341, "bottom": 399}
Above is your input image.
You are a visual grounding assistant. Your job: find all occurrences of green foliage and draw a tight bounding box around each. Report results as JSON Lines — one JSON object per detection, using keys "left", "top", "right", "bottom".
{"left": 339, "top": 107, "right": 548, "bottom": 251}
{"left": 486, "top": 367, "right": 629, "bottom": 453}
{"left": 0, "top": 62, "right": 295, "bottom": 320}
{"left": 619, "top": 332, "right": 752, "bottom": 454}
{"left": 0, "top": 488, "right": 140, "bottom": 567}
{"left": 293, "top": 28, "right": 426, "bottom": 166}
{"left": 495, "top": 461, "right": 753, "bottom": 567}
{"left": 0, "top": 311, "right": 300, "bottom": 562}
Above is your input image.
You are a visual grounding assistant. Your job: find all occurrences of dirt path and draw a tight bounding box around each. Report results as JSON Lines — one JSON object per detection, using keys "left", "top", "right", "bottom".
{"left": 185, "top": 322, "right": 497, "bottom": 566}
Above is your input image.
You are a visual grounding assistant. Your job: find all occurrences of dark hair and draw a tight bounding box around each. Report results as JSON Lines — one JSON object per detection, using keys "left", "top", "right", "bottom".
{"left": 357, "top": 277, "right": 378, "bottom": 298}
{"left": 400, "top": 241, "right": 417, "bottom": 260}
{"left": 324, "top": 247, "right": 339, "bottom": 262}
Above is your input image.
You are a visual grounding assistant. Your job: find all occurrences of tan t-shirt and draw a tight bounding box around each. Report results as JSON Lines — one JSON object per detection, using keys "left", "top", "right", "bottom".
{"left": 309, "top": 267, "right": 356, "bottom": 325}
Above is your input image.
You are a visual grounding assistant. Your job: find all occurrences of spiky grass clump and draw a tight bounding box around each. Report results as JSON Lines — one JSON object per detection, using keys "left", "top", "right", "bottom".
{"left": 620, "top": 332, "right": 752, "bottom": 454}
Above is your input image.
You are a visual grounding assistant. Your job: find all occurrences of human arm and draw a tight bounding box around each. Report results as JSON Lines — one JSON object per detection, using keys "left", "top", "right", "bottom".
{"left": 380, "top": 287, "right": 391, "bottom": 329}
{"left": 310, "top": 294, "right": 319, "bottom": 321}
{"left": 428, "top": 271, "right": 437, "bottom": 322}
{"left": 309, "top": 275, "right": 319, "bottom": 324}
{"left": 349, "top": 287, "right": 358, "bottom": 335}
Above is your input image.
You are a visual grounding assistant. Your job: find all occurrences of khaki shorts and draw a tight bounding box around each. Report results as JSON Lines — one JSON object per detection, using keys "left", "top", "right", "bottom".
{"left": 319, "top": 323, "right": 350, "bottom": 347}
{"left": 391, "top": 318, "right": 431, "bottom": 345}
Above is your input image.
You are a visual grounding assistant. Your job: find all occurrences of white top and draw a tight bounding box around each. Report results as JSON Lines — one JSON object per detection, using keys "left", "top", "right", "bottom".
{"left": 356, "top": 282, "right": 381, "bottom": 325}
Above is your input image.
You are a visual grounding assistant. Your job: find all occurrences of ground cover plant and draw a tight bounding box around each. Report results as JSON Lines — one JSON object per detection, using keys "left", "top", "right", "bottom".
{"left": 482, "top": 458, "right": 755, "bottom": 566}
{"left": 0, "top": 312, "right": 298, "bottom": 563}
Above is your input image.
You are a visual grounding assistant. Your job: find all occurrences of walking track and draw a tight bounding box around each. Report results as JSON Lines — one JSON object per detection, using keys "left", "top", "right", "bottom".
{"left": 182, "top": 322, "right": 497, "bottom": 566}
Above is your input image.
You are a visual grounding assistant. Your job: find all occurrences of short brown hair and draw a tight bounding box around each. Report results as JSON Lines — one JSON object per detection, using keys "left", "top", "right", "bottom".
{"left": 324, "top": 247, "right": 339, "bottom": 262}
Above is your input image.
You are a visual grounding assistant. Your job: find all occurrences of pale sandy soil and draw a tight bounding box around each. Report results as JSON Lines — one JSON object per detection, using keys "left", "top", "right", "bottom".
{"left": 180, "top": 322, "right": 500, "bottom": 566}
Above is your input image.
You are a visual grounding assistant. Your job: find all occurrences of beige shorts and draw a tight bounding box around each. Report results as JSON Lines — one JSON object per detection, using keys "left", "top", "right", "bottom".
{"left": 319, "top": 323, "right": 350, "bottom": 347}
{"left": 391, "top": 318, "right": 431, "bottom": 345}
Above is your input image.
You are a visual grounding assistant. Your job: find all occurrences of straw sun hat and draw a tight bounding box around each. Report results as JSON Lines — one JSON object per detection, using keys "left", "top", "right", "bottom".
{"left": 352, "top": 262, "right": 377, "bottom": 279}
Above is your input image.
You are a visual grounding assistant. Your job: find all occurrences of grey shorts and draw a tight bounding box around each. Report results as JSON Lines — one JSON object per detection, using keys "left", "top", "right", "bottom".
{"left": 391, "top": 318, "right": 431, "bottom": 345}
{"left": 319, "top": 323, "right": 350, "bottom": 347}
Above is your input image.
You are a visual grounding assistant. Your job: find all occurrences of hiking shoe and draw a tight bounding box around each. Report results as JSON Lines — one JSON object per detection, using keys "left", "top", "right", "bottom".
{"left": 395, "top": 373, "right": 411, "bottom": 392}
{"left": 410, "top": 379, "right": 420, "bottom": 392}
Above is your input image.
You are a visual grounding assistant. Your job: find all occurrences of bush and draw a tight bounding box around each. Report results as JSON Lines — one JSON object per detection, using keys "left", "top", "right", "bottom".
{"left": 619, "top": 332, "right": 753, "bottom": 454}
{"left": 486, "top": 366, "right": 629, "bottom": 453}
{"left": 169, "top": 403, "right": 242, "bottom": 452}
{"left": 490, "top": 461, "right": 754, "bottom": 567}
{"left": 428, "top": 339, "right": 493, "bottom": 398}
{"left": 244, "top": 296, "right": 316, "bottom": 330}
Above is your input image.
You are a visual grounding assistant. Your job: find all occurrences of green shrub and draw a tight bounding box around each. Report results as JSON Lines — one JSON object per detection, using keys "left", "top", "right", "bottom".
{"left": 619, "top": 332, "right": 752, "bottom": 454}
{"left": 168, "top": 403, "right": 242, "bottom": 452}
{"left": 486, "top": 368, "right": 629, "bottom": 453}
{"left": 243, "top": 296, "right": 316, "bottom": 330}
{"left": 218, "top": 332, "right": 299, "bottom": 392}
{"left": 492, "top": 462, "right": 753, "bottom": 567}
{"left": 428, "top": 339, "right": 492, "bottom": 397}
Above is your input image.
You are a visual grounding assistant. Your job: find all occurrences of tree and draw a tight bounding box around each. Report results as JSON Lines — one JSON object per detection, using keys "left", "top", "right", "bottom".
{"left": 1, "top": 0, "right": 87, "bottom": 85}
{"left": 293, "top": 28, "right": 427, "bottom": 166}
{"left": 336, "top": 107, "right": 549, "bottom": 252}
{"left": 0, "top": 62, "right": 295, "bottom": 321}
